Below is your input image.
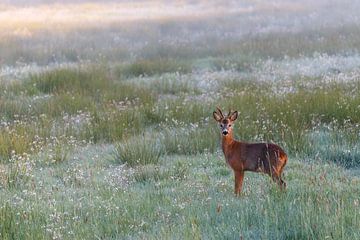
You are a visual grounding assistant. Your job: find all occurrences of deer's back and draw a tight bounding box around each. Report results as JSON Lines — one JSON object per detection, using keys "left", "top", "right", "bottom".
{"left": 241, "top": 142, "right": 287, "bottom": 173}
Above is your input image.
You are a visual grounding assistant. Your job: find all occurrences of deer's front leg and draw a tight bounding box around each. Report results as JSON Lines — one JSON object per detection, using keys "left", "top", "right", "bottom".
{"left": 234, "top": 171, "right": 244, "bottom": 196}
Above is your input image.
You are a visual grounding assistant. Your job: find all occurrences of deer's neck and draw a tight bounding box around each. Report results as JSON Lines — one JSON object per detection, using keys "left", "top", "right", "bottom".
{"left": 222, "top": 133, "right": 235, "bottom": 155}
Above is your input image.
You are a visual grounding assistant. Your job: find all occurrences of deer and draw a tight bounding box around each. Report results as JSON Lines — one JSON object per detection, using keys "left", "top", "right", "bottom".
{"left": 213, "top": 107, "right": 288, "bottom": 195}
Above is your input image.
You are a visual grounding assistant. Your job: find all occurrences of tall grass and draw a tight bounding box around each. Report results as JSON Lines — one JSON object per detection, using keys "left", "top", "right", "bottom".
{"left": 113, "top": 125, "right": 218, "bottom": 167}
{"left": 1, "top": 65, "right": 360, "bottom": 166}
{"left": 0, "top": 67, "right": 157, "bottom": 164}
{"left": 27, "top": 67, "right": 155, "bottom": 104}
{"left": 114, "top": 134, "right": 163, "bottom": 166}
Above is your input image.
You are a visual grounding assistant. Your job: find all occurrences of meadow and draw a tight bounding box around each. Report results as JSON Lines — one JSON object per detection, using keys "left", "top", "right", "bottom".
{"left": 0, "top": 0, "right": 360, "bottom": 239}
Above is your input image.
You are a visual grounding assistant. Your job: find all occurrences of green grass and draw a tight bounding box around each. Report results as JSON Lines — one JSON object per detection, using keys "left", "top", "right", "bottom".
{"left": 114, "top": 133, "right": 163, "bottom": 166}
{"left": 0, "top": 151, "right": 359, "bottom": 239}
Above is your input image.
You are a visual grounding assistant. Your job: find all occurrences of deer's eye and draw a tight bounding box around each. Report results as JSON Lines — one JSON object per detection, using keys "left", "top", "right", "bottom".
{"left": 228, "top": 124, "right": 232, "bottom": 127}
{"left": 220, "top": 124, "right": 224, "bottom": 128}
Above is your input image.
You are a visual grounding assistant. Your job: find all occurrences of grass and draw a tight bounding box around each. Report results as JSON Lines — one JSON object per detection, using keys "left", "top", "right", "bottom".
{"left": 116, "top": 58, "right": 192, "bottom": 78}
{"left": 1, "top": 1, "right": 360, "bottom": 239}
{"left": 160, "top": 126, "right": 218, "bottom": 155}
{"left": 217, "top": 78, "right": 360, "bottom": 155}
{"left": 114, "top": 133, "right": 163, "bottom": 166}
{"left": 0, "top": 61, "right": 359, "bottom": 176}
{"left": 0, "top": 151, "right": 359, "bottom": 239}
{"left": 309, "top": 129, "right": 360, "bottom": 168}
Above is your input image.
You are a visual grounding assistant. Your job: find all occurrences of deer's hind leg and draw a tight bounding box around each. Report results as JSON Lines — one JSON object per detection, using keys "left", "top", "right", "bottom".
{"left": 272, "top": 175, "right": 286, "bottom": 190}
{"left": 277, "top": 154, "right": 287, "bottom": 189}
{"left": 270, "top": 166, "right": 286, "bottom": 190}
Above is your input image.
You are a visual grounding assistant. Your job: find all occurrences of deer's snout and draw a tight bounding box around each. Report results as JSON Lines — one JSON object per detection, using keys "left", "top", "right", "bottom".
{"left": 222, "top": 130, "right": 228, "bottom": 135}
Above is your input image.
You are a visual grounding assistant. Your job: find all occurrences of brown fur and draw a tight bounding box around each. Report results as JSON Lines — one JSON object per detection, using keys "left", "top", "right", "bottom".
{"left": 214, "top": 108, "right": 288, "bottom": 195}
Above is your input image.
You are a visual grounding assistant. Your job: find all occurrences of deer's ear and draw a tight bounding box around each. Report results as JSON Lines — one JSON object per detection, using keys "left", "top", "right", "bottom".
{"left": 213, "top": 111, "right": 223, "bottom": 122}
{"left": 229, "top": 111, "right": 238, "bottom": 121}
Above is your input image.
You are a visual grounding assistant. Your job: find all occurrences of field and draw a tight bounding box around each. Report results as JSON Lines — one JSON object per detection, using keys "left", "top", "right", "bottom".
{"left": 1, "top": 0, "right": 360, "bottom": 239}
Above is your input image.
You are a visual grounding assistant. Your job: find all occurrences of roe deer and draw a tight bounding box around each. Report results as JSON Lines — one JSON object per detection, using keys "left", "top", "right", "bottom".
{"left": 213, "top": 107, "right": 287, "bottom": 195}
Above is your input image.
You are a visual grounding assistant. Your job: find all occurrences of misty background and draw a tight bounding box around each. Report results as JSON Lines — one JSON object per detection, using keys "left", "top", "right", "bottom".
{"left": 1, "top": 0, "right": 360, "bottom": 68}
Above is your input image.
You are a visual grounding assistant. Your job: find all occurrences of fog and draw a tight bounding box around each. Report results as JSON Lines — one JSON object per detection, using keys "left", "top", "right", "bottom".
{"left": 1, "top": 0, "right": 360, "bottom": 73}
{"left": 2, "top": 0, "right": 359, "bottom": 33}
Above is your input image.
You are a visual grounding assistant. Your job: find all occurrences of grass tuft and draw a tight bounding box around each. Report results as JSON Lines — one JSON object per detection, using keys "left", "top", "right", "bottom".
{"left": 114, "top": 134, "right": 163, "bottom": 166}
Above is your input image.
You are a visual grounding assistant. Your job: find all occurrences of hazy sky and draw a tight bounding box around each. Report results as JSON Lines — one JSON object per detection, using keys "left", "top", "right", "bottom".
{"left": 2, "top": 0, "right": 117, "bottom": 5}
